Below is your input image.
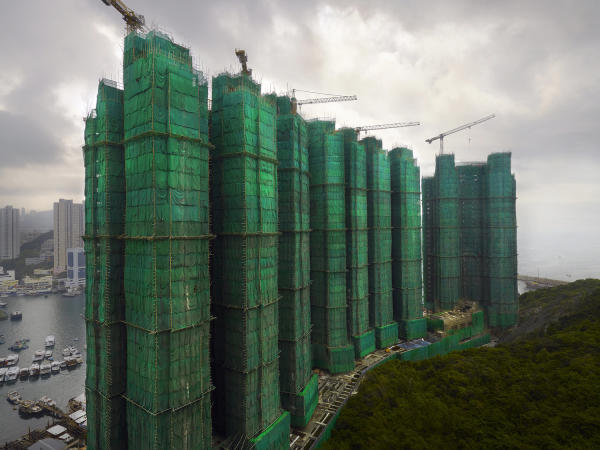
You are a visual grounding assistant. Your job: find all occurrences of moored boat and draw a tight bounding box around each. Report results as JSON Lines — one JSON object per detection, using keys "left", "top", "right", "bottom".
{"left": 30, "top": 363, "right": 40, "bottom": 376}
{"left": 51, "top": 361, "right": 60, "bottom": 373}
{"left": 19, "top": 367, "right": 29, "bottom": 379}
{"left": 39, "top": 363, "right": 51, "bottom": 377}
{"left": 32, "top": 350, "right": 44, "bottom": 362}
{"left": 0, "top": 367, "right": 7, "bottom": 382}
{"left": 10, "top": 311, "right": 22, "bottom": 320}
{"left": 6, "top": 354, "right": 18, "bottom": 366}
{"left": 44, "top": 350, "right": 53, "bottom": 359}
{"left": 6, "top": 366, "right": 19, "bottom": 382}
{"left": 59, "top": 360, "right": 66, "bottom": 369}
{"left": 8, "top": 340, "right": 28, "bottom": 352}
{"left": 7, "top": 390, "right": 21, "bottom": 403}
{"left": 45, "top": 335, "right": 55, "bottom": 348}
{"left": 62, "top": 347, "right": 71, "bottom": 357}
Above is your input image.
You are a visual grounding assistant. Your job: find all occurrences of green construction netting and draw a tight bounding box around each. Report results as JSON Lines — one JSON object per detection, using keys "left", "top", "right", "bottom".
{"left": 122, "top": 31, "right": 212, "bottom": 449}
{"left": 250, "top": 411, "right": 291, "bottom": 449}
{"left": 389, "top": 147, "right": 423, "bottom": 330}
{"left": 287, "top": 374, "right": 319, "bottom": 428}
{"left": 342, "top": 128, "right": 374, "bottom": 359}
{"left": 275, "top": 96, "right": 316, "bottom": 426}
{"left": 486, "top": 153, "right": 518, "bottom": 328}
{"left": 422, "top": 154, "right": 460, "bottom": 312}
{"left": 363, "top": 137, "right": 396, "bottom": 348}
{"left": 85, "top": 387, "right": 127, "bottom": 450}
{"left": 458, "top": 164, "right": 486, "bottom": 302}
{"left": 399, "top": 318, "right": 428, "bottom": 340}
{"left": 83, "top": 80, "right": 127, "bottom": 449}
{"left": 422, "top": 177, "right": 435, "bottom": 311}
{"left": 309, "top": 120, "right": 354, "bottom": 374}
{"left": 210, "top": 73, "right": 286, "bottom": 439}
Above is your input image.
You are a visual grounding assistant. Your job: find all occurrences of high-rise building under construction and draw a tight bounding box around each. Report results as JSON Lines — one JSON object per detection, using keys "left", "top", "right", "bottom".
{"left": 423, "top": 152, "right": 518, "bottom": 327}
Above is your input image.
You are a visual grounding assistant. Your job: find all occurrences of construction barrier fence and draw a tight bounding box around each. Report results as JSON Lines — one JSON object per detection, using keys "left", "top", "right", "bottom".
{"left": 309, "top": 120, "right": 355, "bottom": 374}
{"left": 210, "top": 73, "right": 288, "bottom": 443}
{"left": 363, "top": 137, "right": 397, "bottom": 348}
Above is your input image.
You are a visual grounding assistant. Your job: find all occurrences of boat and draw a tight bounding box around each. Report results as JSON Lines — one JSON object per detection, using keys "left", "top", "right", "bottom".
{"left": 10, "top": 311, "right": 22, "bottom": 320}
{"left": 19, "top": 400, "right": 44, "bottom": 417}
{"left": 39, "top": 363, "right": 51, "bottom": 377}
{"left": 0, "top": 301, "right": 7, "bottom": 307}
{"left": 33, "top": 350, "right": 44, "bottom": 362}
{"left": 7, "top": 390, "right": 21, "bottom": 403}
{"left": 59, "top": 360, "right": 66, "bottom": 369}
{"left": 45, "top": 335, "right": 55, "bottom": 348}
{"left": 6, "top": 354, "right": 18, "bottom": 366}
{"left": 45, "top": 350, "right": 53, "bottom": 359}
{"left": 62, "top": 347, "right": 71, "bottom": 357}
{"left": 0, "top": 294, "right": 8, "bottom": 298}
{"left": 8, "top": 340, "right": 29, "bottom": 352}
{"left": 0, "top": 335, "right": 5, "bottom": 344}
{"left": 30, "top": 363, "right": 40, "bottom": 376}
{"left": 39, "top": 396, "right": 56, "bottom": 408}
{"left": 0, "top": 357, "right": 6, "bottom": 367}
{"left": 0, "top": 367, "right": 7, "bottom": 382}
{"left": 74, "top": 355, "right": 83, "bottom": 365}
{"left": 51, "top": 361, "right": 60, "bottom": 373}
{"left": 73, "top": 337, "right": 79, "bottom": 341}
{"left": 19, "top": 367, "right": 29, "bottom": 379}
{"left": 6, "top": 366, "right": 19, "bottom": 382}
{"left": 65, "top": 356, "right": 77, "bottom": 368}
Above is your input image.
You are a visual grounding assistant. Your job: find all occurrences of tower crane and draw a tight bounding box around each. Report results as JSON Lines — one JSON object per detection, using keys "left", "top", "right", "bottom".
{"left": 355, "top": 121, "right": 420, "bottom": 136}
{"left": 425, "top": 114, "right": 495, "bottom": 155}
{"left": 235, "top": 49, "right": 252, "bottom": 76}
{"left": 100, "top": 0, "right": 145, "bottom": 32}
{"left": 290, "top": 89, "right": 357, "bottom": 114}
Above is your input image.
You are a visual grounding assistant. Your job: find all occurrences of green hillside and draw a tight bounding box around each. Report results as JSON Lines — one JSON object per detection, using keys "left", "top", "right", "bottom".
{"left": 324, "top": 280, "right": 600, "bottom": 449}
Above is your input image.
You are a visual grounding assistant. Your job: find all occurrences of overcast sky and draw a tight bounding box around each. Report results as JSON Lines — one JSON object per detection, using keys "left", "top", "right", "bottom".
{"left": 0, "top": 0, "right": 598, "bottom": 280}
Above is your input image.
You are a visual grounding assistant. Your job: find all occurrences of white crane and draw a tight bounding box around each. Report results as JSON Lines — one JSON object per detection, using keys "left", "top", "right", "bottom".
{"left": 425, "top": 114, "right": 496, "bottom": 154}
{"left": 290, "top": 89, "right": 357, "bottom": 114}
{"left": 355, "top": 121, "right": 420, "bottom": 136}
{"left": 100, "top": 0, "right": 145, "bottom": 32}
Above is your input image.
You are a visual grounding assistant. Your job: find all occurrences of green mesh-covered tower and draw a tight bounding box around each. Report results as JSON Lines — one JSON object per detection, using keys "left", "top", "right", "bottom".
{"left": 83, "top": 79, "right": 127, "bottom": 449}
{"left": 424, "top": 153, "right": 517, "bottom": 327}
{"left": 457, "top": 164, "right": 486, "bottom": 302}
{"left": 341, "top": 128, "right": 375, "bottom": 358}
{"left": 389, "top": 148, "right": 427, "bottom": 340}
{"left": 308, "top": 120, "right": 355, "bottom": 374}
{"left": 422, "top": 154, "right": 460, "bottom": 312}
{"left": 274, "top": 96, "right": 318, "bottom": 428}
{"left": 363, "top": 137, "right": 398, "bottom": 348}
{"left": 210, "top": 74, "right": 290, "bottom": 447}
{"left": 486, "top": 153, "right": 518, "bottom": 327}
{"left": 122, "top": 31, "right": 212, "bottom": 449}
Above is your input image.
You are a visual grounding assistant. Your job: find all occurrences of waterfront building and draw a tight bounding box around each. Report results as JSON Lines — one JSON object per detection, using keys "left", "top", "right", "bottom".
{"left": 53, "top": 199, "right": 84, "bottom": 273}
{"left": 0, "top": 205, "right": 20, "bottom": 261}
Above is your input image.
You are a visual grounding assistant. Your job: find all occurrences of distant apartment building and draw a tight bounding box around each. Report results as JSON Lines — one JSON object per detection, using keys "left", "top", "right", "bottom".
{"left": 0, "top": 205, "right": 20, "bottom": 261}
{"left": 0, "top": 266, "right": 17, "bottom": 294}
{"left": 53, "top": 199, "right": 84, "bottom": 273}
{"left": 66, "top": 247, "right": 85, "bottom": 289}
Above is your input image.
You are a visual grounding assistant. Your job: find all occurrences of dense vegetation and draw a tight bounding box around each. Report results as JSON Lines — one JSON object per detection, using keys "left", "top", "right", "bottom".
{"left": 1, "top": 230, "right": 53, "bottom": 279}
{"left": 324, "top": 280, "right": 600, "bottom": 449}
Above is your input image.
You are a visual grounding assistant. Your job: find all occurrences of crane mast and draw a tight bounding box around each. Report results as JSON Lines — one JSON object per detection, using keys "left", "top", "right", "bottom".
{"left": 235, "top": 49, "right": 252, "bottom": 76}
{"left": 426, "top": 114, "right": 496, "bottom": 154}
{"left": 100, "top": 0, "right": 145, "bottom": 32}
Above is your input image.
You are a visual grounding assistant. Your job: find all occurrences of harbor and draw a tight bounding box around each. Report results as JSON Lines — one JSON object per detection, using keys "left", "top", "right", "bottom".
{"left": 0, "top": 292, "right": 85, "bottom": 444}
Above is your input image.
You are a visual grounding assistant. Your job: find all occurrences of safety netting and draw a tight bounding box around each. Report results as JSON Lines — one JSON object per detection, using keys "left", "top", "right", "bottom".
{"left": 122, "top": 30, "right": 212, "bottom": 449}
{"left": 363, "top": 137, "right": 397, "bottom": 348}
{"left": 210, "top": 73, "right": 288, "bottom": 443}
{"left": 422, "top": 154, "right": 460, "bottom": 312}
{"left": 486, "top": 153, "right": 518, "bottom": 327}
{"left": 275, "top": 95, "right": 317, "bottom": 427}
{"left": 341, "top": 128, "right": 375, "bottom": 359}
{"left": 308, "top": 120, "right": 355, "bottom": 374}
{"left": 389, "top": 147, "right": 425, "bottom": 339}
{"left": 83, "top": 79, "right": 127, "bottom": 449}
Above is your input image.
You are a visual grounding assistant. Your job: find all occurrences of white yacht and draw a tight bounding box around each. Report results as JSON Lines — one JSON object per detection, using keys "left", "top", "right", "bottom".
{"left": 59, "top": 360, "right": 67, "bottom": 370}
{"left": 6, "top": 366, "right": 19, "bottom": 382}
{"left": 45, "top": 335, "right": 55, "bottom": 348}
{"left": 19, "top": 367, "right": 29, "bottom": 379}
{"left": 44, "top": 350, "right": 53, "bottom": 359}
{"left": 51, "top": 361, "right": 61, "bottom": 373}
{"left": 39, "top": 363, "right": 51, "bottom": 377}
{"left": 30, "top": 363, "right": 40, "bottom": 376}
{"left": 33, "top": 350, "right": 44, "bottom": 362}
{"left": 6, "top": 354, "right": 18, "bottom": 366}
{"left": 0, "top": 367, "right": 7, "bottom": 382}
{"left": 62, "top": 347, "right": 71, "bottom": 357}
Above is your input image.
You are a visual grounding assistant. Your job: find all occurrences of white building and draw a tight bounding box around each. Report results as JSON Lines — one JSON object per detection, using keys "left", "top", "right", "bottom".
{"left": 0, "top": 266, "right": 17, "bottom": 294}
{"left": 53, "top": 199, "right": 84, "bottom": 273}
{"left": 66, "top": 247, "right": 85, "bottom": 289}
{"left": 0, "top": 206, "right": 20, "bottom": 261}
